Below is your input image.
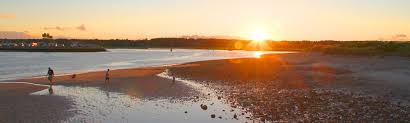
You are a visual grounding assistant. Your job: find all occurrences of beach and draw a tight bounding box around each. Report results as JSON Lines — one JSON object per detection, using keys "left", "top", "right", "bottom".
{"left": 0, "top": 82, "right": 73, "bottom": 123}
{"left": 2, "top": 66, "right": 206, "bottom": 123}
{"left": 1, "top": 52, "right": 410, "bottom": 122}
{"left": 167, "top": 53, "right": 410, "bottom": 122}
{"left": 15, "top": 66, "right": 201, "bottom": 98}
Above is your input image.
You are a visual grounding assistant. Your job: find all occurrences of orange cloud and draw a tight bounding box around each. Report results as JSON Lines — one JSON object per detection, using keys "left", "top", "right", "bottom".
{"left": 44, "top": 26, "right": 67, "bottom": 31}
{"left": 392, "top": 34, "right": 408, "bottom": 41}
{"left": 43, "top": 24, "right": 87, "bottom": 31}
{"left": 0, "top": 13, "right": 16, "bottom": 19}
{"left": 76, "top": 24, "right": 86, "bottom": 31}
{"left": 0, "top": 31, "right": 35, "bottom": 39}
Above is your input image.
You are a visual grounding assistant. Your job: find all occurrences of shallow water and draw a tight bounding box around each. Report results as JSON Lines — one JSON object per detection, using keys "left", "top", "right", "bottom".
{"left": 3, "top": 49, "right": 292, "bottom": 122}
{"left": 0, "top": 49, "right": 291, "bottom": 81}
{"left": 30, "top": 71, "right": 254, "bottom": 123}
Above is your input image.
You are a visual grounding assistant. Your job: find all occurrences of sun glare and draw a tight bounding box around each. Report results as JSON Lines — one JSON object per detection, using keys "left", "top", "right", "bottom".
{"left": 249, "top": 29, "right": 268, "bottom": 42}
{"left": 244, "top": 28, "right": 274, "bottom": 51}
{"left": 253, "top": 51, "right": 263, "bottom": 58}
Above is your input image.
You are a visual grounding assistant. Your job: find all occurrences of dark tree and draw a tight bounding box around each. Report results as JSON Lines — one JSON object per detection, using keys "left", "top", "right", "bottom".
{"left": 42, "top": 33, "right": 53, "bottom": 39}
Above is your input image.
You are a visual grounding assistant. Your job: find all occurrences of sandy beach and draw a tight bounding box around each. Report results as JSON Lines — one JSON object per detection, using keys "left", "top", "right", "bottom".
{"left": 1, "top": 66, "right": 202, "bottom": 123}
{"left": 15, "top": 66, "right": 199, "bottom": 98}
{"left": 0, "top": 82, "right": 73, "bottom": 123}
{"left": 1, "top": 52, "right": 410, "bottom": 122}
{"left": 0, "top": 82, "right": 47, "bottom": 96}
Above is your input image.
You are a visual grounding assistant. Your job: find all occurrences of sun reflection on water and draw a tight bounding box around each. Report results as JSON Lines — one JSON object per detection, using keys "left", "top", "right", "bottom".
{"left": 253, "top": 51, "right": 263, "bottom": 58}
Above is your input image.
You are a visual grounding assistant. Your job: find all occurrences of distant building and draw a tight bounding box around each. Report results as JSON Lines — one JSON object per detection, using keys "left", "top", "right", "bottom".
{"left": 79, "top": 43, "right": 98, "bottom": 48}
{"left": 1, "top": 40, "right": 102, "bottom": 49}
{"left": 71, "top": 42, "right": 79, "bottom": 47}
{"left": 31, "top": 42, "right": 38, "bottom": 47}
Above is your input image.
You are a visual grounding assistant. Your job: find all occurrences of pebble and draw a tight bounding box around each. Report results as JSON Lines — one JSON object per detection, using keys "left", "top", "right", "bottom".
{"left": 200, "top": 104, "right": 208, "bottom": 110}
{"left": 170, "top": 68, "right": 410, "bottom": 122}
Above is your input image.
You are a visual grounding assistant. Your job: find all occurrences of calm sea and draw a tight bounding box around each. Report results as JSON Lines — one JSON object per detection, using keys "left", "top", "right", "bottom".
{"left": 0, "top": 49, "right": 291, "bottom": 81}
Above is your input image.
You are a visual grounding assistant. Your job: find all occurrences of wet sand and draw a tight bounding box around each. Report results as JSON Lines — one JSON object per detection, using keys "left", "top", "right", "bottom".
{"left": 2, "top": 66, "right": 201, "bottom": 123}
{"left": 15, "top": 66, "right": 199, "bottom": 98}
{"left": 0, "top": 83, "right": 73, "bottom": 123}
{"left": 0, "top": 82, "right": 47, "bottom": 96}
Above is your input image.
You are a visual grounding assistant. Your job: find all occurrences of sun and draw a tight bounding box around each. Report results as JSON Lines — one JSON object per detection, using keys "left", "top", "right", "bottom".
{"left": 242, "top": 28, "right": 274, "bottom": 51}
{"left": 249, "top": 29, "right": 269, "bottom": 42}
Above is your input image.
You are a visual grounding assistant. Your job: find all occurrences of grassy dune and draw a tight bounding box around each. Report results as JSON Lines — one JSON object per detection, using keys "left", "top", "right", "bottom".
{"left": 268, "top": 41, "right": 410, "bottom": 56}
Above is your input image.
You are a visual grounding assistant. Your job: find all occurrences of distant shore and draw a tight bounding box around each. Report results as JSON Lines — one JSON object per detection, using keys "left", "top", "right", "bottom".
{"left": 1, "top": 53, "right": 410, "bottom": 122}
{"left": 0, "top": 47, "right": 107, "bottom": 52}
{"left": 3, "top": 38, "right": 410, "bottom": 56}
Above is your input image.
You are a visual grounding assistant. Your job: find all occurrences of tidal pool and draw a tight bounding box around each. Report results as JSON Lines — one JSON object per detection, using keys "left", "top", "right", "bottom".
{"left": 30, "top": 71, "right": 254, "bottom": 123}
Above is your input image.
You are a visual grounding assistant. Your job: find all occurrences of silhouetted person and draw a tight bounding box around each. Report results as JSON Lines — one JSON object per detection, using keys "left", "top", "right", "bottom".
{"left": 105, "top": 69, "right": 110, "bottom": 83}
{"left": 47, "top": 67, "right": 54, "bottom": 85}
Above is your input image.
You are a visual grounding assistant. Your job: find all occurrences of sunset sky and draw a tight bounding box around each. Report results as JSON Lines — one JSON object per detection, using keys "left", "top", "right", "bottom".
{"left": 1, "top": 0, "right": 409, "bottom": 40}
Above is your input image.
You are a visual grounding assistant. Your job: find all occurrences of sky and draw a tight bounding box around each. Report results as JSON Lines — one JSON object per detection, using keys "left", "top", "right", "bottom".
{"left": 0, "top": 0, "right": 409, "bottom": 40}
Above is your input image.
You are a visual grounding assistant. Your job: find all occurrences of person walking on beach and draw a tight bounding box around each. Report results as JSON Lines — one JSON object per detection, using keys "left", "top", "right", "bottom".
{"left": 47, "top": 67, "right": 55, "bottom": 85}
{"left": 105, "top": 69, "right": 110, "bottom": 83}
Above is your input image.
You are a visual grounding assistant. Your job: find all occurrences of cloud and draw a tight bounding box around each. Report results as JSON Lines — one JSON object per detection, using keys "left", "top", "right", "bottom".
{"left": 44, "top": 26, "right": 67, "bottom": 31}
{"left": 76, "top": 24, "right": 86, "bottom": 31}
{"left": 392, "top": 34, "right": 408, "bottom": 41}
{"left": 392, "top": 34, "right": 407, "bottom": 38}
{"left": 53, "top": 35, "right": 72, "bottom": 39}
{"left": 0, "top": 13, "right": 16, "bottom": 19}
{"left": 43, "top": 24, "right": 87, "bottom": 31}
{"left": 0, "top": 31, "right": 35, "bottom": 39}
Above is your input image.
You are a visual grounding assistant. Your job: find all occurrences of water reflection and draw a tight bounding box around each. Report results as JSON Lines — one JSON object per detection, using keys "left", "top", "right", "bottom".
{"left": 253, "top": 51, "right": 263, "bottom": 58}
{"left": 0, "top": 49, "right": 293, "bottom": 81}
{"left": 30, "top": 76, "right": 253, "bottom": 123}
{"left": 169, "top": 76, "right": 176, "bottom": 88}
{"left": 104, "top": 83, "right": 111, "bottom": 99}
{"left": 48, "top": 85, "right": 54, "bottom": 95}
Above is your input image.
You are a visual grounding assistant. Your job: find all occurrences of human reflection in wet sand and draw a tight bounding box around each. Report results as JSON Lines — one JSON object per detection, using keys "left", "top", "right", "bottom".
{"left": 48, "top": 85, "right": 54, "bottom": 95}
{"left": 104, "top": 82, "right": 110, "bottom": 98}
{"left": 170, "top": 76, "right": 176, "bottom": 87}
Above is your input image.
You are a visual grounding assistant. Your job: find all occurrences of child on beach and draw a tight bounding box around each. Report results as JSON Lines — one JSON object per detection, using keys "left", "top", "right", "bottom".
{"left": 47, "top": 67, "right": 54, "bottom": 85}
{"left": 105, "top": 69, "right": 110, "bottom": 83}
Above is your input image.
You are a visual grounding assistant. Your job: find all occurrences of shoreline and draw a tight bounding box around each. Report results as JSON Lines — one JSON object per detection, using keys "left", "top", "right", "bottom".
{"left": 0, "top": 47, "right": 107, "bottom": 52}
{"left": 3, "top": 52, "right": 410, "bottom": 102}
{"left": 0, "top": 49, "right": 290, "bottom": 82}
{"left": 1, "top": 53, "right": 410, "bottom": 122}
{"left": 0, "top": 82, "right": 48, "bottom": 96}
{"left": 2, "top": 64, "right": 177, "bottom": 82}
{"left": 0, "top": 64, "right": 205, "bottom": 122}
{"left": 6, "top": 63, "right": 211, "bottom": 98}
